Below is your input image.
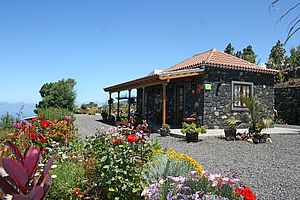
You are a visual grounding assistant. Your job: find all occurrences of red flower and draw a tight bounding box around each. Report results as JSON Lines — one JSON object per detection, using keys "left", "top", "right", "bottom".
{"left": 235, "top": 187, "right": 256, "bottom": 200}
{"left": 116, "top": 137, "right": 123, "bottom": 143}
{"left": 31, "top": 125, "right": 37, "bottom": 129}
{"left": 31, "top": 118, "right": 37, "bottom": 122}
{"left": 40, "top": 138, "right": 47, "bottom": 143}
{"left": 112, "top": 137, "right": 123, "bottom": 145}
{"left": 73, "top": 188, "right": 82, "bottom": 196}
{"left": 42, "top": 147, "right": 47, "bottom": 153}
{"left": 38, "top": 116, "right": 45, "bottom": 120}
{"left": 127, "top": 134, "right": 137, "bottom": 143}
{"left": 41, "top": 120, "right": 52, "bottom": 129}
{"left": 30, "top": 132, "right": 39, "bottom": 140}
{"left": 57, "top": 118, "right": 61, "bottom": 121}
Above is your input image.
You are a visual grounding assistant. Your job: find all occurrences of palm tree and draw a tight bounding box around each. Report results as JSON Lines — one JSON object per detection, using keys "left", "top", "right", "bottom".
{"left": 239, "top": 96, "right": 272, "bottom": 135}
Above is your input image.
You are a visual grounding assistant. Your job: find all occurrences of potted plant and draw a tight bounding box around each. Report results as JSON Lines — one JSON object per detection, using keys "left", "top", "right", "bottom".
{"left": 159, "top": 124, "right": 171, "bottom": 136}
{"left": 224, "top": 116, "right": 241, "bottom": 141}
{"left": 181, "top": 122, "right": 203, "bottom": 143}
{"left": 239, "top": 96, "right": 272, "bottom": 143}
{"left": 101, "top": 110, "right": 108, "bottom": 121}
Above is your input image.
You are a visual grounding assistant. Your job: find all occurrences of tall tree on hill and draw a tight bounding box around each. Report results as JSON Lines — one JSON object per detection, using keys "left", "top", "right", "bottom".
{"left": 285, "top": 45, "right": 300, "bottom": 68}
{"left": 266, "top": 40, "right": 286, "bottom": 69}
{"left": 241, "top": 45, "right": 257, "bottom": 63}
{"left": 35, "top": 78, "right": 77, "bottom": 112}
{"left": 224, "top": 43, "right": 235, "bottom": 55}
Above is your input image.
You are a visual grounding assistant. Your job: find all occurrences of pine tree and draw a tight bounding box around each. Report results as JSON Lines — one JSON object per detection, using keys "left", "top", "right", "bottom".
{"left": 266, "top": 40, "right": 286, "bottom": 69}
{"left": 241, "top": 45, "right": 257, "bottom": 63}
{"left": 285, "top": 45, "right": 300, "bottom": 68}
{"left": 224, "top": 43, "right": 235, "bottom": 55}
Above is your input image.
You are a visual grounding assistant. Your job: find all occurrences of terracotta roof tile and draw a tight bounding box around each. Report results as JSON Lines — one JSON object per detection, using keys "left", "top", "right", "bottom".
{"left": 163, "top": 48, "right": 277, "bottom": 74}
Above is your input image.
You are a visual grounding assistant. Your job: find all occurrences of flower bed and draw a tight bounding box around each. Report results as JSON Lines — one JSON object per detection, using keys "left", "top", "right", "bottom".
{"left": 0, "top": 115, "right": 256, "bottom": 199}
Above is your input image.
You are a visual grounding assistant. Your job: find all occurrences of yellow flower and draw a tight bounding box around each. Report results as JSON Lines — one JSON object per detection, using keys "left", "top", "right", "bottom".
{"left": 166, "top": 149, "right": 204, "bottom": 174}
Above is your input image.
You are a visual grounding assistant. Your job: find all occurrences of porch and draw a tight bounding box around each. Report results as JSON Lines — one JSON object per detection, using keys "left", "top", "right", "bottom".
{"left": 103, "top": 68, "right": 204, "bottom": 126}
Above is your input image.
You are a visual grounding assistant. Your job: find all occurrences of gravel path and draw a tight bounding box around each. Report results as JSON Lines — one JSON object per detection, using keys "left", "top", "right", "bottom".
{"left": 151, "top": 133, "right": 300, "bottom": 200}
{"left": 75, "top": 115, "right": 300, "bottom": 199}
{"left": 74, "top": 114, "right": 113, "bottom": 139}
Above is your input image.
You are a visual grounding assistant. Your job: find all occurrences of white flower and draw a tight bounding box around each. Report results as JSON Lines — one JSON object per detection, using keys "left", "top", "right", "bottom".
{"left": 51, "top": 175, "right": 57, "bottom": 179}
{"left": 51, "top": 165, "right": 57, "bottom": 169}
{"left": 38, "top": 163, "right": 44, "bottom": 167}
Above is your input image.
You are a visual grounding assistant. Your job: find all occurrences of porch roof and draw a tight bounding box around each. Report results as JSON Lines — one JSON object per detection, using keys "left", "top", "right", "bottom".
{"left": 104, "top": 48, "right": 277, "bottom": 93}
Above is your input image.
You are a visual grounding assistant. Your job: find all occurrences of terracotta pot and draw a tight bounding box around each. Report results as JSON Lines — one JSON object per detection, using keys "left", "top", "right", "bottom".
{"left": 186, "top": 133, "right": 198, "bottom": 143}
{"left": 224, "top": 129, "right": 237, "bottom": 141}
{"left": 159, "top": 129, "right": 170, "bottom": 136}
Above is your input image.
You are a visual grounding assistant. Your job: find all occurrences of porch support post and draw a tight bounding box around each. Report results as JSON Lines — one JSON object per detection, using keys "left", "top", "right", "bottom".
{"left": 117, "top": 91, "right": 120, "bottom": 119}
{"left": 108, "top": 92, "right": 112, "bottom": 118}
{"left": 142, "top": 87, "right": 145, "bottom": 118}
{"left": 162, "top": 83, "right": 167, "bottom": 125}
{"left": 128, "top": 89, "right": 132, "bottom": 121}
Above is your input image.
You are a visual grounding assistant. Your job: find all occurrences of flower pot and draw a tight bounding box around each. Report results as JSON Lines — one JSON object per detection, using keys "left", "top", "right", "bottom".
{"left": 224, "top": 129, "right": 237, "bottom": 141}
{"left": 186, "top": 133, "right": 198, "bottom": 143}
{"left": 159, "top": 129, "right": 170, "bottom": 136}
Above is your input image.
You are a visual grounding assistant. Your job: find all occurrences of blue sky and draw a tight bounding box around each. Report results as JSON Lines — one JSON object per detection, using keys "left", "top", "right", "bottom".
{"left": 0, "top": 0, "right": 299, "bottom": 106}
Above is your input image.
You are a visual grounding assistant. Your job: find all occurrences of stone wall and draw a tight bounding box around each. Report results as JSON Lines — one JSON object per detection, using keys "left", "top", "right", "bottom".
{"left": 275, "top": 86, "right": 300, "bottom": 125}
{"left": 203, "top": 66, "right": 274, "bottom": 129}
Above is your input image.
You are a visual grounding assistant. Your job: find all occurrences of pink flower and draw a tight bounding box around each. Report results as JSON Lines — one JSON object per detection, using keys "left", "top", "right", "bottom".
{"left": 64, "top": 115, "right": 71, "bottom": 121}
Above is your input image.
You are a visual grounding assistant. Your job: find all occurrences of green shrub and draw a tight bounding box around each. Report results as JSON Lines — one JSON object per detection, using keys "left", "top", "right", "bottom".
{"left": 47, "top": 160, "right": 86, "bottom": 199}
{"left": 36, "top": 107, "right": 74, "bottom": 121}
{"left": 0, "top": 112, "right": 15, "bottom": 130}
{"left": 100, "top": 110, "right": 108, "bottom": 120}
{"left": 86, "top": 130, "right": 154, "bottom": 199}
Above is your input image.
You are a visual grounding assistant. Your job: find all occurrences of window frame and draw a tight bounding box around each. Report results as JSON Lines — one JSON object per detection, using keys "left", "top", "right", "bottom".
{"left": 231, "top": 81, "right": 253, "bottom": 111}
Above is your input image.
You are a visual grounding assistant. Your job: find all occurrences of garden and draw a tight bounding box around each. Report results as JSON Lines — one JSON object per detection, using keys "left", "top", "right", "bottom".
{"left": 0, "top": 107, "right": 257, "bottom": 200}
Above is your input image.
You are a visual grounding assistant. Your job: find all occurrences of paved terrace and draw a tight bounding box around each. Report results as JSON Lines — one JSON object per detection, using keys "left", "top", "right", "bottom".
{"left": 75, "top": 114, "right": 300, "bottom": 138}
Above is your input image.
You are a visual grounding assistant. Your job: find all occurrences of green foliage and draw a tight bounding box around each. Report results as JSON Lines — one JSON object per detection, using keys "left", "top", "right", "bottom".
{"left": 47, "top": 160, "right": 87, "bottom": 200}
{"left": 160, "top": 124, "right": 170, "bottom": 131}
{"left": 0, "top": 112, "right": 15, "bottom": 130}
{"left": 225, "top": 116, "right": 242, "bottom": 130}
{"left": 224, "top": 43, "right": 235, "bottom": 55}
{"left": 76, "top": 102, "right": 99, "bottom": 115}
{"left": 266, "top": 40, "right": 286, "bottom": 69}
{"left": 85, "top": 130, "right": 154, "bottom": 199}
{"left": 181, "top": 122, "right": 203, "bottom": 134}
{"left": 36, "top": 78, "right": 77, "bottom": 112}
{"left": 100, "top": 110, "right": 108, "bottom": 120}
{"left": 142, "top": 153, "right": 194, "bottom": 184}
{"left": 285, "top": 45, "right": 300, "bottom": 68}
{"left": 241, "top": 45, "right": 257, "bottom": 63}
{"left": 275, "top": 70, "right": 286, "bottom": 83}
{"left": 199, "top": 126, "right": 207, "bottom": 134}
{"left": 239, "top": 96, "right": 272, "bottom": 135}
{"left": 35, "top": 107, "right": 74, "bottom": 121}
{"left": 235, "top": 50, "right": 242, "bottom": 58}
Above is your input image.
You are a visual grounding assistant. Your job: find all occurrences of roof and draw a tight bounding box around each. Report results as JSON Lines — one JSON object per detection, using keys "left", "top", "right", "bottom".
{"left": 164, "top": 48, "right": 277, "bottom": 74}
{"left": 104, "top": 48, "right": 277, "bottom": 92}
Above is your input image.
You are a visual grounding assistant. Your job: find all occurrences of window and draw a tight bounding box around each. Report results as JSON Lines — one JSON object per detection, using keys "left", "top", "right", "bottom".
{"left": 232, "top": 81, "right": 253, "bottom": 109}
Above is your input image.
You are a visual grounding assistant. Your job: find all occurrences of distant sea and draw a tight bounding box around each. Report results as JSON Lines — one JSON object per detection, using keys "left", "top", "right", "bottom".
{"left": 0, "top": 102, "right": 36, "bottom": 119}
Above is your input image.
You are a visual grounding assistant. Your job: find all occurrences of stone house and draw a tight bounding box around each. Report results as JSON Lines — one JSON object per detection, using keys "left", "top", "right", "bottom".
{"left": 104, "top": 49, "right": 277, "bottom": 128}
